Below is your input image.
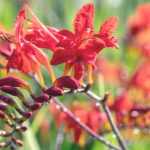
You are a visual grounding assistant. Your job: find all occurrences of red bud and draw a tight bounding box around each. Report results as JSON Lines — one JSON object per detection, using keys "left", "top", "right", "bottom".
{"left": 22, "top": 112, "right": 32, "bottom": 118}
{"left": 0, "top": 86, "right": 22, "bottom": 97}
{"left": 34, "top": 94, "right": 49, "bottom": 103}
{"left": 54, "top": 76, "right": 80, "bottom": 90}
{"left": 29, "top": 103, "right": 41, "bottom": 111}
{"left": 0, "top": 103, "right": 7, "bottom": 111}
{"left": 0, "top": 95, "right": 15, "bottom": 105}
{"left": 0, "top": 76, "right": 31, "bottom": 91}
{"left": 45, "top": 86, "right": 63, "bottom": 96}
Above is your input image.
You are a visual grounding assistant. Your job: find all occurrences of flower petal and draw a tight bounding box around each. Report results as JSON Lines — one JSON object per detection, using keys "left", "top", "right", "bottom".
{"left": 25, "top": 28, "right": 58, "bottom": 50}
{"left": 99, "top": 16, "right": 118, "bottom": 36}
{"left": 79, "top": 37, "right": 105, "bottom": 53}
{"left": 26, "top": 5, "right": 59, "bottom": 49}
{"left": 99, "top": 17, "right": 118, "bottom": 48}
{"left": 51, "top": 49, "right": 75, "bottom": 65}
{"left": 74, "top": 3, "right": 94, "bottom": 35}
{"left": 24, "top": 41, "right": 50, "bottom": 68}
{"left": 15, "top": 8, "right": 26, "bottom": 42}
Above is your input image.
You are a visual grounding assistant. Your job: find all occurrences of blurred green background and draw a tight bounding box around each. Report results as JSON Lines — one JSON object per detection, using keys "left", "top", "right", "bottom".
{"left": 0, "top": 0, "right": 150, "bottom": 150}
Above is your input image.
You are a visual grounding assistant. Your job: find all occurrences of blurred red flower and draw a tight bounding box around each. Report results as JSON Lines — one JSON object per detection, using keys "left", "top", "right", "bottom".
{"left": 96, "top": 58, "right": 127, "bottom": 85}
{"left": 127, "top": 3, "right": 150, "bottom": 57}
{"left": 50, "top": 101, "right": 106, "bottom": 144}
{"left": 130, "top": 61, "right": 150, "bottom": 93}
{"left": 128, "top": 3, "right": 150, "bottom": 37}
{"left": 111, "top": 92, "right": 133, "bottom": 114}
{"left": 110, "top": 91, "right": 133, "bottom": 124}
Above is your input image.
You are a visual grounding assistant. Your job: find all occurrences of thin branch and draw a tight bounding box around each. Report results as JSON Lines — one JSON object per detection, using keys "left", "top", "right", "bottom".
{"left": 63, "top": 87, "right": 127, "bottom": 149}
{"left": 101, "top": 95, "right": 127, "bottom": 150}
{"left": 51, "top": 98, "right": 120, "bottom": 150}
{"left": 83, "top": 89, "right": 127, "bottom": 150}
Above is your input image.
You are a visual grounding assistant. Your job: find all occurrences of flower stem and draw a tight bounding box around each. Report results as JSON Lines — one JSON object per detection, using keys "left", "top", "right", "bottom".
{"left": 83, "top": 88, "right": 127, "bottom": 150}
{"left": 101, "top": 94, "right": 127, "bottom": 150}
{"left": 52, "top": 98, "right": 120, "bottom": 150}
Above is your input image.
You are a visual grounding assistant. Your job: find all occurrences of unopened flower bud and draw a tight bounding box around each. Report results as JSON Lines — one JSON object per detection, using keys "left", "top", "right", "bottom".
{"left": 29, "top": 103, "right": 41, "bottom": 111}
{"left": 0, "top": 103, "right": 7, "bottom": 111}
{"left": 45, "top": 86, "right": 63, "bottom": 96}
{"left": 0, "top": 76, "right": 31, "bottom": 92}
{"left": 54, "top": 76, "right": 80, "bottom": 90}
{"left": 0, "top": 95, "right": 15, "bottom": 105}
{"left": 22, "top": 111, "right": 32, "bottom": 118}
{"left": 0, "top": 86, "right": 23, "bottom": 97}
{"left": 34, "top": 94, "right": 49, "bottom": 103}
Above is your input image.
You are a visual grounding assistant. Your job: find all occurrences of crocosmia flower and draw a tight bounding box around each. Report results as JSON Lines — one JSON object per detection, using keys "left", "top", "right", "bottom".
{"left": 25, "top": 5, "right": 59, "bottom": 51}
{"left": 111, "top": 91, "right": 133, "bottom": 124}
{"left": 50, "top": 3, "right": 118, "bottom": 84}
{"left": 128, "top": 3, "right": 150, "bottom": 37}
{"left": 5, "top": 7, "right": 57, "bottom": 82}
{"left": 127, "top": 3, "right": 150, "bottom": 57}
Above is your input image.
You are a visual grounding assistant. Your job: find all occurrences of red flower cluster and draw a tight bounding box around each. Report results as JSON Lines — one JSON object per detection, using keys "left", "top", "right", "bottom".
{"left": 0, "top": 3, "right": 118, "bottom": 85}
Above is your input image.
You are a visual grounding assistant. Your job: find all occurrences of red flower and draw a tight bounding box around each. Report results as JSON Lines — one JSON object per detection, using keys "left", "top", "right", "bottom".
{"left": 24, "top": 6, "right": 59, "bottom": 50}
{"left": 130, "top": 61, "right": 150, "bottom": 93}
{"left": 111, "top": 91, "right": 133, "bottom": 124}
{"left": 111, "top": 92, "right": 133, "bottom": 114}
{"left": 50, "top": 3, "right": 118, "bottom": 83}
{"left": 6, "top": 7, "right": 56, "bottom": 81}
{"left": 128, "top": 3, "right": 150, "bottom": 37}
{"left": 127, "top": 3, "right": 150, "bottom": 57}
